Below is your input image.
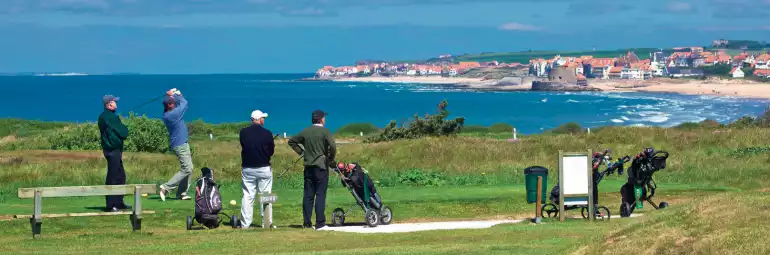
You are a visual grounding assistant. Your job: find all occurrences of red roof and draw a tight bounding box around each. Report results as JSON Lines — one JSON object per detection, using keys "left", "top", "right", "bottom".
{"left": 609, "top": 66, "right": 623, "bottom": 73}
{"left": 754, "top": 69, "right": 770, "bottom": 76}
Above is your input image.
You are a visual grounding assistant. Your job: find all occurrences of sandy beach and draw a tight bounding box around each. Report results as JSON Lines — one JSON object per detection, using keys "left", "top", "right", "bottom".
{"left": 591, "top": 78, "right": 770, "bottom": 99}
{"left": 331, "top": 76, "right": 770, "bottom": 99}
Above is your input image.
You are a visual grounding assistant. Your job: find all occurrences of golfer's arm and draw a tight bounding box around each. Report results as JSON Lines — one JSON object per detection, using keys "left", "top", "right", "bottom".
{"left": 113, "top": 116, "right": 129, "bottom": 139}
{"left": 326, "top": 131, "right": 337, "bottom": 161}
{"left": 287, "top": 134, "right": 304, "bottom": 155}
{"left": 267, "top": 133, "right": 275, "bottom": 157}
{"left": 176, "top": 95, "right": 188, "bottom": 112}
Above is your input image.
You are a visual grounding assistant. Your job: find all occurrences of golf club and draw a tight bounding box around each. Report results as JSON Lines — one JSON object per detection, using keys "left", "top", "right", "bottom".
{"left": 276, "top": 154, "right": 305, "bottom": 179}
{"left": 127, "top": 94, "right": 167, "bottom": 113}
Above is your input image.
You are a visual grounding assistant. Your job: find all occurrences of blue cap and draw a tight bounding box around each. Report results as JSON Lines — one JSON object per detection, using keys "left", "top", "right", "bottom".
{"left": 102, "top": 95, "right": 119, "bottom": 104}
{"left": 162, "top": 96, "right": 175, "bottom": 106}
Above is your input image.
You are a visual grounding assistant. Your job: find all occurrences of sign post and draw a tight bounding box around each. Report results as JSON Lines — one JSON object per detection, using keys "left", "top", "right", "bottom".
{"left": 535, "top": 176, "right": 543, "bottom": 223}
{"left": 558, "top": 150, "right": 594, "bottom": 222}
{"left": 259, "top": 193, "right": 277, "bottom": 229}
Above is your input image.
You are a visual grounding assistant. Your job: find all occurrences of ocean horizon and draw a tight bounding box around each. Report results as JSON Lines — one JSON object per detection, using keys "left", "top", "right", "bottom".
{"left": 1, "top": 73, "right": 768, "bottom": 135}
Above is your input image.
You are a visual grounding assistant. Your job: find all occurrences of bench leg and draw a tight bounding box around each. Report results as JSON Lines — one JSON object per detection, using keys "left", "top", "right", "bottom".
{"left": 131, "top": 186, "right": 142, "bottom": 231}
{"left": 31, "top": 190, "right": 42, "bottom": 238}
{"left": 30, "top": 218, "right": 42, "bottom": 238}
{"left": 130, "top": 214, "right": 142, "bottom": 231}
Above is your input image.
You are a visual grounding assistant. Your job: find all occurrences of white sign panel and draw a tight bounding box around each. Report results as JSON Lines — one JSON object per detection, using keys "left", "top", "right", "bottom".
{"left": 562, "top": 155, "right": 590, "bottom": 196}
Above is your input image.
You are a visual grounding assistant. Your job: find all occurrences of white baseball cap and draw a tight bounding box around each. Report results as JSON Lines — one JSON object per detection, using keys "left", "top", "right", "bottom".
{"left": 251, "top": 110, "right": 268, "bottom": 119}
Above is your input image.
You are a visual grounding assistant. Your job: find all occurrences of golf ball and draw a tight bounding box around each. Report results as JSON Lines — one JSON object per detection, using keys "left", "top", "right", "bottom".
{"left": 230, "top": 200, "right": 237, "bottom": 205}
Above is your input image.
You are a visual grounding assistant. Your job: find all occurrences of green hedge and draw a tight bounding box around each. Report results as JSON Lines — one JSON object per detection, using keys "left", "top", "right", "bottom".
{"left": 336, "top": 123, "right": 379, "bottom": 136}
{"left": 50, "top": 113, "right": 171, "bottom": 153}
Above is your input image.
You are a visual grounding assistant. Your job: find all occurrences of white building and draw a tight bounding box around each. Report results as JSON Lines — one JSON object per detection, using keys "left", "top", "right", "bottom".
{"left": 730, "top": 67, "right": 745, "bottom": 78}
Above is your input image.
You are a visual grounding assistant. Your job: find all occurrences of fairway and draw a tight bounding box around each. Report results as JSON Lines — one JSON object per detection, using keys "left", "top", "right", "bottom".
{"left": 2, "top": 119, "right": 770, "bottom": 254}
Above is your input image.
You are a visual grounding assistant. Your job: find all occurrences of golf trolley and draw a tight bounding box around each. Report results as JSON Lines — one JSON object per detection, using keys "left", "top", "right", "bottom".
{"left": 541, "top": 149, "right": 630, "bottom": 221}
{"left": 331, "top": 162, "right": 393, "bottom": 228}
{"left": 619, "top": 149, "right": 669, "bottom": 217}
{"left": 185, "top": 167, "right": 240, "bottom": 230}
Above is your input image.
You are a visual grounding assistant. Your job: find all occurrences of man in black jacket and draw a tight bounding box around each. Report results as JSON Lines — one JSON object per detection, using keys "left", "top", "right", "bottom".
{"left": 97, "top": 95, "right": 131, "bottom": 212}
{"left": 238, "top": 110, "right": 275, "bottom": 228}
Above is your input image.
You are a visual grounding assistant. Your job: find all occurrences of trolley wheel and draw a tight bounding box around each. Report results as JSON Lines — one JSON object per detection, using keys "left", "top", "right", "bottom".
{"left": 620, "top": 202, "right": 633, "bottom": 217}
{"left": 580, "top": 207, "right": 589, "bottom": 219}
{"left": 331, "top": 208, "right": 345, "bottom": 227}
{"left": 597, "top": 206, "right": 611, "bottom": 221}
{"left": 379, "top": 206, "right": 393, "bottom": 225}
{"left": 186, "top": 216, "right": 193, "bottom": 230}
{"left": 659, "top": 201, "right": 668, "bottom": 209}
{"left": 541, "top": 204, "right": 559, "bottom": 218}
{"left": 231, "top": 215, "right": 239, "bottom": 229}
{"left": 365, "top": 209, "right": 380, "bottom": 228}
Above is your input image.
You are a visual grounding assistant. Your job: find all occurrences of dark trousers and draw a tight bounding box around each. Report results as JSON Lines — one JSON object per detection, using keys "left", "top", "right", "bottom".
{"left": 303, "top": 166, "right": 328, "bottom": 228}
{"left": 103, "top": 149, "right": 127, "bottom": 209}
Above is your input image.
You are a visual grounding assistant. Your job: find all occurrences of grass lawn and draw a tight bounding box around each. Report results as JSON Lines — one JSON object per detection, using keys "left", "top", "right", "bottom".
{"left": 3, "top": 119, "right": 770, "bottom": 254}
{"left": 0, "top": 182, "right": 743, "bottom": 254}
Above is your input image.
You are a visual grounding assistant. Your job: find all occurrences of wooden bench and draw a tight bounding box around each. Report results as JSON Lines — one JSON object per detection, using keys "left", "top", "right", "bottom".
{"left": 17, "top": 184, "right": 157, "bottom": 238}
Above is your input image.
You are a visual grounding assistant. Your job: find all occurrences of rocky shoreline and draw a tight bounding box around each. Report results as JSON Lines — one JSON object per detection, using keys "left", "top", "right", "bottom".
{"left": 530, "top": 81, "right": 602, "bottom": 92}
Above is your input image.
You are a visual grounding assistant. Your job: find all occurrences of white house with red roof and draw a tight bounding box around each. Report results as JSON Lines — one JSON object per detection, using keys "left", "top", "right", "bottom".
{"left": 754, "top": 69, "right": 770, "bottom": 78}
{"left": 755, "top": 54, "right": 770, "bottom": 69}
{"left": 730, "top": 67, "right": 745, "bottom": 78}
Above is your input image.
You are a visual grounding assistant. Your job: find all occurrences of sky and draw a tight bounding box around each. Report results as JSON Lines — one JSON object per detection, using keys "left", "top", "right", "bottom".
{"left": 1, "top": 0, "right": 769, "bottom": 74}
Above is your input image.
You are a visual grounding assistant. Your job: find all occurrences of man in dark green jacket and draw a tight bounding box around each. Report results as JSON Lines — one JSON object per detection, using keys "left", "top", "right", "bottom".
{"left": 98, "top": 95, "right": 130, "bottom": 212}
{"left": 288, "top": 110, "right": 336, "bottom": 230}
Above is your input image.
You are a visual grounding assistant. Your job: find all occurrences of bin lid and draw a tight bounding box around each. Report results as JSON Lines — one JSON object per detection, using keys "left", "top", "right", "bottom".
{"left": 524, "top": 166, "right": 548, "bottom": 174}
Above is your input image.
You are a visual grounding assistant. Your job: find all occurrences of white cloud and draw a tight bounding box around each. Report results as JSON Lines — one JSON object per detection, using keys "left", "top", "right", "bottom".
{"left": 499, "top": 22, "right": 541, "bottom": 31}
{"left": 666, "top": 2, "right": 693, "bottom": 12}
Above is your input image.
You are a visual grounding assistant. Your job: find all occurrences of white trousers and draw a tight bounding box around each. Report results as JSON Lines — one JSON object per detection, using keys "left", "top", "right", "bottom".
{"left": 240, "top": 166, "right": 273, "bottom": 228}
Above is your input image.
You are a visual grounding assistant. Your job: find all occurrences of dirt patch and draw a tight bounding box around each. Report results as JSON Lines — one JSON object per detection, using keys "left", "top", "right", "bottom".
{"left": 0, "top": 135, "right": 17, "bottom": 145}
{"left": 0, "top": 150, "right": 102, "bottom": 163}
{"left": 0, "top": 156, "right": 24, "bottom": 165}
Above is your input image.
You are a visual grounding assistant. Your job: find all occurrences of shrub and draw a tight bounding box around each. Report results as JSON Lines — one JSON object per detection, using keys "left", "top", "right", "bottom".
{"left": 727, "top": 116, "right": 758, "bottom": 128}
{"left": 50, "top": 113, "right": 171, "bottom": 153}
{"left": 366, "top": 100, "right": 465, "bottom": 143}
{"left": 489, "top": 123, "right": 514, "bottom": 133}
{"left": 397, "top": 169, "right": 446, "bottom": 187}
{"left": 673, "top": 122, "right": 701, "bottom": 130}
{"left": 336, "top": 123, "right": 379, "bottom": 136}
{"left": 550, "top": 122, "right": 583, "bottom": 135}
{"left": 0, "top": 118, "right": 69, "bottom": 137}
{"left": 461, "top": 125, "right": 489, "bottom": 133}
{"left": 123, "top": 113, "right": 169, "bottom": 153}
{"left": 49, "top": 123, "right": 101, "bottom": 151}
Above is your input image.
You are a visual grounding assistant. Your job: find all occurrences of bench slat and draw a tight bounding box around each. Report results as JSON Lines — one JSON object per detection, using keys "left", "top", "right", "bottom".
{"left": 18, "top": 184, "right": 157, "bottom": 198}
{"left": 14, "top": 210, "right": 155, "bottom": 219}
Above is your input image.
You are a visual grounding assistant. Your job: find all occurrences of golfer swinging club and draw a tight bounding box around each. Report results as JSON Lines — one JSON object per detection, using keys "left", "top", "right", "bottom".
{"left": 159, "top": 88, "right": 193, "bottom": 201}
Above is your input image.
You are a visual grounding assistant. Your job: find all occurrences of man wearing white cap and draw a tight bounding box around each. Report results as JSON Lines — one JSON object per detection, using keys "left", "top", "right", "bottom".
{"left": 239, "top": 110, "right": 276, "bottom": 228}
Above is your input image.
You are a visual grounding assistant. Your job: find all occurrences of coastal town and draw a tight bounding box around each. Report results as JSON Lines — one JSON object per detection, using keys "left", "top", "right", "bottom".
{"left": 314, "top": 40, "right": 770, "bottom": 82}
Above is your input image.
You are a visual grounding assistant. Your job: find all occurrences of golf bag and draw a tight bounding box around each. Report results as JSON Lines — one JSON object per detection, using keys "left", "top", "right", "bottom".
{"left": 619, "top": 148, "right": 669, "bottom": 217}
{"left": 194, "top": 168, "right": 223, "bottom": 229}
{"left": 342, "top": 163, "right": 382, "bottom": 210}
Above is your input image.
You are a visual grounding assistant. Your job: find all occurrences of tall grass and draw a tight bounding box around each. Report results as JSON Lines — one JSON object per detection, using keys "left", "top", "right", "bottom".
{"left": 3, "top": 125, "right": 770, "bottom": 193}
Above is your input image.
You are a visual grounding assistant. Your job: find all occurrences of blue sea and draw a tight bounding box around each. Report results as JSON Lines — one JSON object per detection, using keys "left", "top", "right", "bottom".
{"left": 1, "top": 73, "right": 768, "bottom": 135}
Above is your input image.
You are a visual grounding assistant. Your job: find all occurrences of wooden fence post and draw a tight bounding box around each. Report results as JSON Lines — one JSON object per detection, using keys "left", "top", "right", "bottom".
{"left": 535, "top": 176, "right": 542, "bottom": 223}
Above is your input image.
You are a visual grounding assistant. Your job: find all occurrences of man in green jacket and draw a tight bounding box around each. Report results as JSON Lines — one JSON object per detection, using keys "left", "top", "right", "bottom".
{"left": 288, "top": 110, "right": 336, "bottom": 230}
{"left": 98, "top": 95, "right": 131, "bottom": 212}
